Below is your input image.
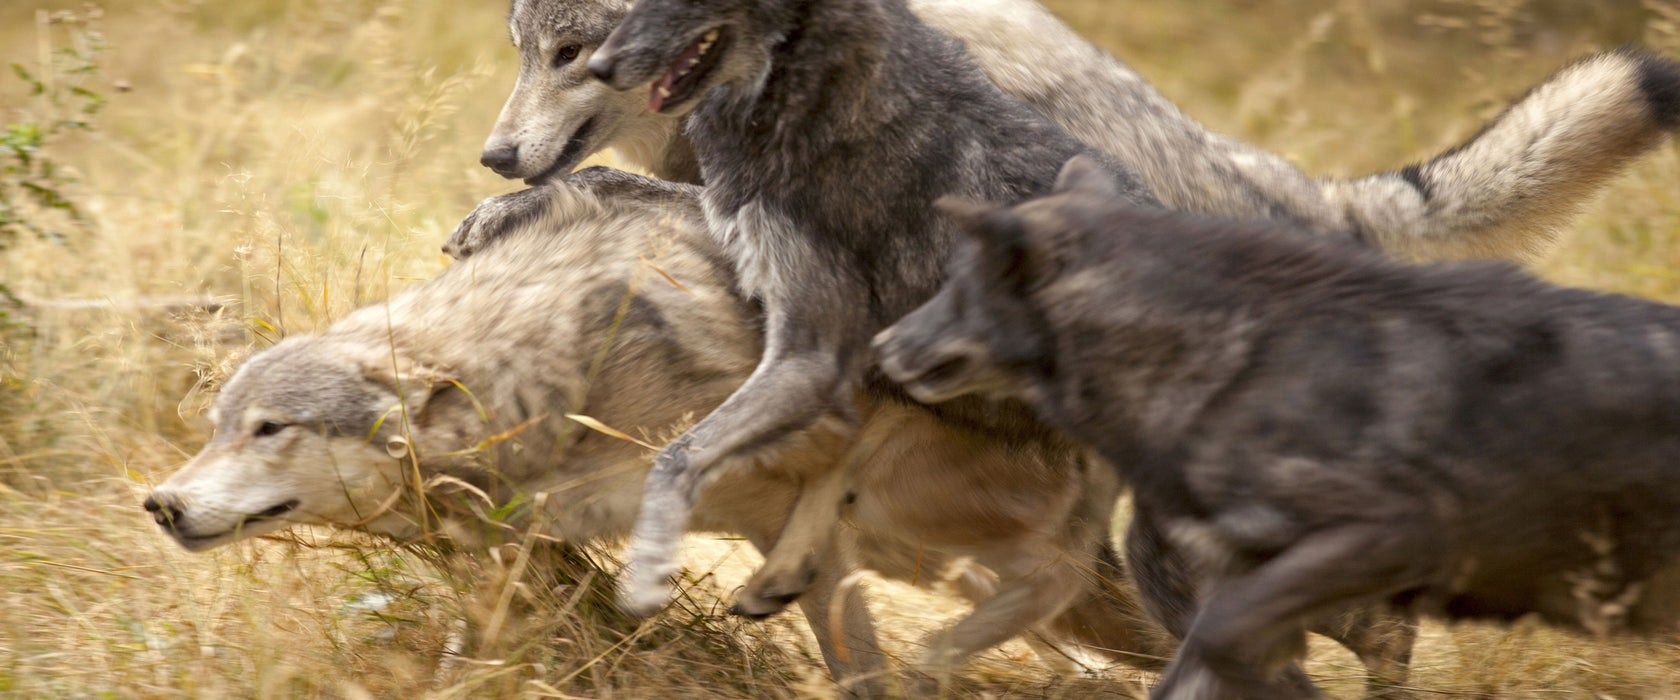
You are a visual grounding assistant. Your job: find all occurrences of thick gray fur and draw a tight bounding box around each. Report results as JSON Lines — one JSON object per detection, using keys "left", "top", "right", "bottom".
{"left": 877, "top": 156, "right": 1680, "bottom": 700}
{"left": 148, "top": 170, "right": 1185, "bottom": 692}
{"left": 583, "top": 0, "right": 1156, "bottom": 619}
{"left": 452, "top": 0, "right": 1680, "bottom": 263}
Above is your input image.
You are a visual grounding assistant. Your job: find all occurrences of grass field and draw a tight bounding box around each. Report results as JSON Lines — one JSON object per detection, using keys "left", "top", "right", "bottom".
{"left": 3, "top": 0, "right": 1680, "bottom": 697}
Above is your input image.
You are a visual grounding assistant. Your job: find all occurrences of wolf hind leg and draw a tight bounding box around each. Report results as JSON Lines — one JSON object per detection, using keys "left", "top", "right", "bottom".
{"left": 914, "top": 490, "right": 1111, "bottom": 680}
{"left": 917, "top": 540, "right": 1090, "bottom": 679}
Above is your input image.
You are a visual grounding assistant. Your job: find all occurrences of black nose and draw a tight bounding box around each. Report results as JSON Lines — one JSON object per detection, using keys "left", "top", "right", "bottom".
{"left": 480, "top": 144, "right": 520, "bottom": 177}
{"left": 587, "top": 54, "right": 616, "bottom": 83}
{"left": 144, "top": 492, "right": 184, "bottom": 526}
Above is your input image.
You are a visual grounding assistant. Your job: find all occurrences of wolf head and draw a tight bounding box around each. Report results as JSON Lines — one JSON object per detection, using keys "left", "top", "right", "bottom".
{"left": 144, "top": 337, "right": 455, "bottom": 551}
{"left": 873, "top": 156, "right": 1130, "bottom": 406}
{"left": 482, "top": 0, "right": 658, "bottom": 183}
{"left": 586, "top": 0, "right": 784, "bottom": 116}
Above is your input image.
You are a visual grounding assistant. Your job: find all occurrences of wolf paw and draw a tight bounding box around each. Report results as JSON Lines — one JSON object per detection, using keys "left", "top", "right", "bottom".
{"left": 443, "top": 186, "right": 554, "bottom": 260}
{"left": 731, "top": 558, "right": 818, "bottom": 618}
{"left": 618, "top": 562, "right": 680, "bottom": 617}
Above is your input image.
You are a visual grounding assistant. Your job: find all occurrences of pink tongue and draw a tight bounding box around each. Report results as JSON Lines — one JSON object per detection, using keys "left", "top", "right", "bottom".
{"left": 649, "top": 40, "right": 706, "bottom": 112}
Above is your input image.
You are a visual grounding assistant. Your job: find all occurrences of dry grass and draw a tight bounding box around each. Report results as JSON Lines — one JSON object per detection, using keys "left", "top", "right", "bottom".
{"left": 1, "top": 0, "right": 1678, "bottom": 697}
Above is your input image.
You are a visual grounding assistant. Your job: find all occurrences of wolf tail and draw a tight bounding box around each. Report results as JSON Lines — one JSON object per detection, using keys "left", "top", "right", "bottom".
{"left": 938, "top": 0, "right": 1680, "bottom": 260}
{"left": 1327, "top": 48, "right": 1680, "bottom": 260}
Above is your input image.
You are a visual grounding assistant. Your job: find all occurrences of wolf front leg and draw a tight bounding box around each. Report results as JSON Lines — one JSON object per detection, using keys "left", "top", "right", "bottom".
{"left": 731, "top": 490, "right": 888, "bottom": 696}
{"left": 734, "top": 466, "right": 852, "bottom": 617}
{"left": 620, "top": 346, "right": 854, "bottom": 615}
{"left": 442, "top": 185, "right": 557, "bottom": 259}
{"left": 914, "top": 456, "right": 1124, "bottom": 678}
{"left": 1152, "top": 522, "right": 1431, "bottom": 700}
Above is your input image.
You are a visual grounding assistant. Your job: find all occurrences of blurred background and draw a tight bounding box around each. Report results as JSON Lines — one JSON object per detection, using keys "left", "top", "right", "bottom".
{"left": 2, "top": 1, "right": 1677, "bottom": 696}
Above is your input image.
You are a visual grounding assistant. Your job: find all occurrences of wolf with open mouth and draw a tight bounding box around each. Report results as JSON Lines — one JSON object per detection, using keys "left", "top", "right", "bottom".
{"left": 459, "top": 0, "right": 1680, "bottom": 265}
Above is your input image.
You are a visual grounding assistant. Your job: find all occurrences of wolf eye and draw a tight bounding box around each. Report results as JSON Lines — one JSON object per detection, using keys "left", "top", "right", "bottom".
{"left": 555, "top": 44, "right": 581, "bottom": 65}
{"left": 254, "top": 421, "right": 286, "bottom": 438}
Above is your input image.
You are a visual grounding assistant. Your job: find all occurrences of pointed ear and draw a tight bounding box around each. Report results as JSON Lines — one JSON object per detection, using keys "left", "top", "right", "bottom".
{"left": 936, "top": 196, "right": 1039, "bottom": 290}
{"left": 1052, "top": 155, "right": 1120, "bottom": 199}
{"left": 934, "top": 195, "right": 1006, "bottom": 235}
{"left": 362, "top": 355, "right": 459, "bottom": 422}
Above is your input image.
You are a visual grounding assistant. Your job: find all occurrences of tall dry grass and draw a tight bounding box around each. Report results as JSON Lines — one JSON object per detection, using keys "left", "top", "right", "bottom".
{"left": 1, "top": 0, "right": 1678, "bottom": 697}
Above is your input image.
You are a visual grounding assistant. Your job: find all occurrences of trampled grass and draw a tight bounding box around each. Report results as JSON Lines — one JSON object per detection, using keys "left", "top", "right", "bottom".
{"left": 2, "top": 0, "right": 1679, "bottom": 697}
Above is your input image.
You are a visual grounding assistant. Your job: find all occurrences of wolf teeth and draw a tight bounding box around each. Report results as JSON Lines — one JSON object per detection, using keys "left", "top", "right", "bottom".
{"left": 658, "top": 86, "right": 672, "bottom": 99}
{"left": 698, "top": 29, "right": 719, "bottom": 54}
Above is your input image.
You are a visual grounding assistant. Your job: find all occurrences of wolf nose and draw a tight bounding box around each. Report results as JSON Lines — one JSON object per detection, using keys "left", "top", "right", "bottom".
{"left": 870, "top": 326, "right": 903, "bottom": 367}
{"left": 480, "top": 144, "right": 521, "bottom": 177}
{"left": 587, "top": 54, "right": 617, "bottom": 84}
{"left": 143, "top": 492, "right": 184, "bottom": 526}
{"left": 870, "top": 326, "right": 896, "bottom": 354}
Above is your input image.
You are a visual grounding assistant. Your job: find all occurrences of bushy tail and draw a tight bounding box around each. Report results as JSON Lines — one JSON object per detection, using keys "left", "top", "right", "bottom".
{"left": 929, "top": 0, "right": 1680, "bottom": 261}
{"left": 1327, "top": 48, "right": 1680, "bottom": 260}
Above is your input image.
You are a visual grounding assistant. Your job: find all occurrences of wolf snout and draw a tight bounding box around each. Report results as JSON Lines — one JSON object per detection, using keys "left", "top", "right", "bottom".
{"left": 869, "top": 325, "right": 896, "bottom": 356}
{"left": 586, "top": 51, "right": 619, "bottom": 85}
{"left": 874, "top": 329, "right": 986, "bottom": 403}
{"left": 143, "top": 491, "right": 185, "bottom": 527}
{"left": 870, "top": 326, "right": 916, "bottom": 381}
{"left": 480, "top": 142, "right": 521, "bottom": 178}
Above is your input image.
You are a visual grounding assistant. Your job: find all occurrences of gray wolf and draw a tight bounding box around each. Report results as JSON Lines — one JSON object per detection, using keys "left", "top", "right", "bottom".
{"left": 143, "top": 170, "right": 1171, "bottom": 690}
{"left": 584, "top": 0, "right": 1414, "bottom": 684}
{"left": 454, "top": 183, "right": 1188, "bottom": 682}
{"left": 876, "top": 156, "right": 1680, "bottom": 699}
{"left": 452, "top": 183, "right": 1413, "bottom": 690}
{"left": 583, "top": 0, "right": 1156, "bottom": 625}
{"left": 451, "top": 0, "right": 1680, "bottom": 263}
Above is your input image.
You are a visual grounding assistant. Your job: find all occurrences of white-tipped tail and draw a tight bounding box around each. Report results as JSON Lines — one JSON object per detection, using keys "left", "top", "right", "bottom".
{"left": 1330, "top": 48, "right": 1680, "bottom": 261}
{"left": 928, "top": 0, "right": 1680, "bottom": 262}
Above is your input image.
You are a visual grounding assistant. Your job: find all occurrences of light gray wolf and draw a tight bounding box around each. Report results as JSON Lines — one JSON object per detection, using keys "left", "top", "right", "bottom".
{"left": 455, "top": 182, "right": 1190, "bottom": 682}
{"left": 581, "top": 0, "right": 1157, "bottom": 629}
{"left": 876, "top": 155, "right": 1680, "bottom": 700}
{"left": 451, "top": 0, "right": 1680, "bottom": 263}
{"left": 143, "top": 169, "right": 1172, "bottom": 691}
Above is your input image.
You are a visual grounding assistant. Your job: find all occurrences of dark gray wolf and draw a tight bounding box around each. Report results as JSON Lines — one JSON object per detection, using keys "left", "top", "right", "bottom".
{"left": 449, "top": 0, "right": 1680, "bottom": 263}
{"left": 581, "top": 0, "right": 1157, "bottom": 626}
{"left": 876, "top": 156, "right": 1680, "bottom": 699}
{"left": 142, "top": 170, "right": 1171, "bottom": 690}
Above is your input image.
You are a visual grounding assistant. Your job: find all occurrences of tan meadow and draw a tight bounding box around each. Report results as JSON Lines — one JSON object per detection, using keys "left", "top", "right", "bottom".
{"left": 2, "top": 0, "right": 1678, "bottom": 697}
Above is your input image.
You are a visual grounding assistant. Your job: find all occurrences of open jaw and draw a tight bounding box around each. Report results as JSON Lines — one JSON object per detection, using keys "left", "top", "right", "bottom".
{"left": 524, "top": 116, "right": 598, "bottom": 185}
{"left": 648, "top": 27, "right": 727, "bottom": 113}
{"left": 166, "top": 499, "right": 301, "bottom": 551}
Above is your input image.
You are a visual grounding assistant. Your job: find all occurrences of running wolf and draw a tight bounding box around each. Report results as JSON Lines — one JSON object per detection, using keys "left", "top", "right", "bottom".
{"left": 142, "top": 170, "right": 1169, "bottom": 689}
{"left": 451, "top": 0, "right": 1680, "bottom": 262}
{"left": 582, "top": 0, "right": 1157, "bottom": 624}
{"left": 876, "top": 156, "right": 1680, "bottom": 699}
{"left": 582, "top": 0, "right": 1420, "bottom": 684}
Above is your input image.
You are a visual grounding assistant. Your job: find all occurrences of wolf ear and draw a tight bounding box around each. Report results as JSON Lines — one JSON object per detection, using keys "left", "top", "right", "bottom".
{"left": 1052, "top": 155, "right": 1121, "bottom": 199}
{"left": 936, "top": 196, "right": 1039, "bottom": 290}
{"left": 362, "top": 356, "right": 459, "bottom": 425}
{"left": 937, "top": 195, "right": 1004, "bottom": 233}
